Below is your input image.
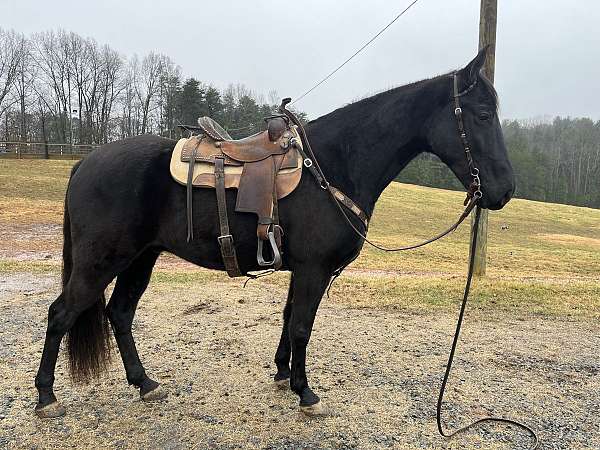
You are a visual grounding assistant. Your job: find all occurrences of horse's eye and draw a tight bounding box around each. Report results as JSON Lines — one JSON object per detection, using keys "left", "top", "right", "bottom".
{"left": 479, "top": 111, "right": 492, "bottom": 121}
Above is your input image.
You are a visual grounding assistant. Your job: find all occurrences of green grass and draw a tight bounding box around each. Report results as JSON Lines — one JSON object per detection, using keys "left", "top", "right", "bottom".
{"left": 1, "top": 159, "right": 599, "bottom": 317}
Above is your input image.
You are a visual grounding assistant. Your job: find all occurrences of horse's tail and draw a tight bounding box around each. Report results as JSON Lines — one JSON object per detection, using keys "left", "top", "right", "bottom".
{"left": 63, "top": 161, "right": 112, "bottom": 382}
{"left": 61, "top": 162, "right": 78, "bottom": 288}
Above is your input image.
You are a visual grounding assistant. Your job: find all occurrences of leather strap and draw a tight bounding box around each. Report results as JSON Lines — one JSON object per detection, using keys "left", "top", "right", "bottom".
{"left": 328, "top": 186, "right": 369, "bottom": 229}
{"left": 186, "top": 137, "right": 203, "bottom": 242}
{"left": 214, "top": 157, "right": 242, "bottom": 277}
{"left": 271, "top": 176, "right": 283, "bottom": 268}
{"left": 256, "top": 157, "right": 284, "bottom": 270}
{"left": 452, "top": 72, "right": 482, "bottom": 204}
{"left": 272, "top": 190, "right": 283, "bottom": 249}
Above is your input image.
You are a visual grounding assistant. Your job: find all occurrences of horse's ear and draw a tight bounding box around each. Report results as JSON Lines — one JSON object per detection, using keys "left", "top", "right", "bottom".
{"left": 461, "top": 46, "right": 488, "bottom": 84}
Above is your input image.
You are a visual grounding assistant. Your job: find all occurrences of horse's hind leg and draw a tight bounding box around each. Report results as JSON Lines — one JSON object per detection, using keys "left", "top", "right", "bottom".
{"left": 35, "top": 274, "right": 112, "bottom": 418}
{"left": 34, "top": 293, "right": 74, "bottom": 418}
{"left": 105, "top": 249, "right": 166, "bottom": 401}
{"left": 273, "top": 274, "right": 293, "bottom": 388}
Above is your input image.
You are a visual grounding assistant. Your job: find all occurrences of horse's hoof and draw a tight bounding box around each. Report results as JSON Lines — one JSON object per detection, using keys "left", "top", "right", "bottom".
{"left": 141, "top": 385, "right": 168, "bottom": 402}
{"left": 35, "top": 401, "right": 66, "bottom": 419}
{"left": 300, "top": 401, "right": 332, "bottom": 417}
{"left": 274, "top": 378, "right": 289, "bottom": 390}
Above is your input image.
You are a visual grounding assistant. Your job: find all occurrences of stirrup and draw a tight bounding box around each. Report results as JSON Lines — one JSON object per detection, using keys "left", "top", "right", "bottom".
{"left": 257, "top": 226, "right": 282, "bottom": 269}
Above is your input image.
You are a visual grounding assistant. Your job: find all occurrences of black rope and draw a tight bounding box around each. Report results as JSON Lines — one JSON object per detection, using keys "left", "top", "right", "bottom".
{"left": 436, "top": 206, "right": 539, "bottom": 449}
{"left": 242, "top": 269, "right": 276, "bottom": 288}
{"left": 291, "top": 0, "right": 424, "bottom": 105}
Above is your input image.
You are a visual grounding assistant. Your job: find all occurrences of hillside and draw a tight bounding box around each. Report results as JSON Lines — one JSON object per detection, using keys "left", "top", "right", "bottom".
{"left": 1, "top": 159, "right": 599, "bottom": 316}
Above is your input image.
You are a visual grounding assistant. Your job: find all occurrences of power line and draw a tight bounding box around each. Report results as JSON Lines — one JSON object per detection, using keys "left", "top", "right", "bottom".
{"left": 291, "top": 0, "right": 424, "bottom": 105}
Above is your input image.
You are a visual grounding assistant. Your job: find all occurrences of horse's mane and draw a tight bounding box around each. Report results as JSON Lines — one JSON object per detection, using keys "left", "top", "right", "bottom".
{"left": 310, "top": 70, "right": 498, "bottom": 125}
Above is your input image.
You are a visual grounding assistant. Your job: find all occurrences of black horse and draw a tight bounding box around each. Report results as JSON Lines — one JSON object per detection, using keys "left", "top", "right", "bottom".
{"left": 34, "top": 49, "right": 514, "bottom": 418}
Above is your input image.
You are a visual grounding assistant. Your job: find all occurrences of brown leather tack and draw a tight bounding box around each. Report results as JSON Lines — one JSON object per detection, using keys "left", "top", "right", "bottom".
{"left": 267, "top": 117, "right": 287, "bottom": 142}
{"left": 219, "top": 131, "right": 288, "bottom": 162}
{"left": 214, "top": 157, "right": 243, "bottom": 277}
{"left": 172, "top": 116, "right": 303, "bottom": 272}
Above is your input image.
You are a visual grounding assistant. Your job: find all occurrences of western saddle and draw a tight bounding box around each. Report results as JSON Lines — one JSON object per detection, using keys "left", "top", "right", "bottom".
{"left": 169, "top": 114, "right": 303, "bottom": 277}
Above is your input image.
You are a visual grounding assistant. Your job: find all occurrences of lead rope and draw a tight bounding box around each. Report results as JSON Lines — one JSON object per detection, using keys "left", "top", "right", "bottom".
{"left": 437, "top": 206, "right": 539, "bottom": 449}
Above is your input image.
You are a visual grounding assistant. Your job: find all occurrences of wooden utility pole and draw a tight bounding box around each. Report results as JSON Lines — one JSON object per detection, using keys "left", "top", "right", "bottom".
{"left": 471, "top": 0, "right": 497, "bottom": 276}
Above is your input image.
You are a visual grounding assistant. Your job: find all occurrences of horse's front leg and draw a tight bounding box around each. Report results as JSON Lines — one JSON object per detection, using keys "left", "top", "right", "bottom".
{"left": 288, "top": 263, "right": 331, "bottom": 415}
{"left": 273, "top": 274, "right": 293, "bottom": 387}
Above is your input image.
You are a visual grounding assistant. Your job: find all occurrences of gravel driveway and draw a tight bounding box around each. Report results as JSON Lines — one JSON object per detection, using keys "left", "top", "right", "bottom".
{"left": 1, "top": 271, "right": 599, "bottom": 449}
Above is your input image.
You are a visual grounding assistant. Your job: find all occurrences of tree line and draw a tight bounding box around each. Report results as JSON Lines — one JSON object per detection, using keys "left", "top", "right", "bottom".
{"left": 398, "top": 117, "right": 600, "bottom": 209}
{"left": 0, "top": 28, "right": 301, "bottom": 146}
{"left": 1, "top": 28, "right": 597, "bottom": 209}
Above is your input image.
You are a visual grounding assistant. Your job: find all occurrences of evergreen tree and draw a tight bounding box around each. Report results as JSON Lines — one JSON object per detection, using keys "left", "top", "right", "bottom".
{"left": 178, "top": 78, "right": 204, "bottom": 126}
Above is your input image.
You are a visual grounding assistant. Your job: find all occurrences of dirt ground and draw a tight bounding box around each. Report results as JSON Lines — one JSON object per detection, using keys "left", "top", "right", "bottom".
{"left": 1, "top": 263, "right": 599, "bottom": 450}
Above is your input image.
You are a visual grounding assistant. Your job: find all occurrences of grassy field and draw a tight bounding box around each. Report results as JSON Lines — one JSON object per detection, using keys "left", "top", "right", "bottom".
{"left": 1, "top": 158, "right": 599, "bottom": 317}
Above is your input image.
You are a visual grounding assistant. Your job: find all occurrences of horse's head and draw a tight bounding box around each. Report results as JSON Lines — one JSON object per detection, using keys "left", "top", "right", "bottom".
{"left": 425, "top": 49, "right": 515, "bottom": 210}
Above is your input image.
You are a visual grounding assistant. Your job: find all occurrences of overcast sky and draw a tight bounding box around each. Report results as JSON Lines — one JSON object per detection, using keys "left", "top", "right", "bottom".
{"left": 2, "top": 0, "right": 599, "bottom": 121}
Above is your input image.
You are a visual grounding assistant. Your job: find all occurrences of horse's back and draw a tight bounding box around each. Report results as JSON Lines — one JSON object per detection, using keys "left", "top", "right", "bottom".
{"left": 74, "top": 135, "right": 175, "bottom": 179}
{"left": 66, "top": 135, "right": 177, "bottom": 246}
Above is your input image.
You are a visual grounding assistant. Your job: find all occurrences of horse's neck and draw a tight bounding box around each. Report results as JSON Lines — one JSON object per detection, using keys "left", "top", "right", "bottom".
{"left": 305, "top": 88, "right": 431, "bottom": 216}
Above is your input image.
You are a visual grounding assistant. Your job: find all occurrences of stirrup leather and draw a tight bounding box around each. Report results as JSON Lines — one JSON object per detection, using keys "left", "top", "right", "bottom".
{"left": 214, "top": 157, "right": 243, "bottom": 277}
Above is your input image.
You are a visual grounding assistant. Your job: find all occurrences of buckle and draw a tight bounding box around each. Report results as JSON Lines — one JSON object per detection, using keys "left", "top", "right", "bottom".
{"left": 454, "top": 107, "right": 462, "bottom": 116}
{"left": 217, "top": 234, "right": 236, "bottom": 256}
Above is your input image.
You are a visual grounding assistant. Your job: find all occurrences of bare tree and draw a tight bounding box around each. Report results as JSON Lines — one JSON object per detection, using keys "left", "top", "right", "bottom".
{"left": 0, "top": 29, "right": 26, "bottom": 118}
{"left": 96, "top": 45, "right": 125, "bottom": 143}
{"left": 31, "top": 30, "right": 73, "bottom": 142}
{"left": 157, "top": 60, "right": 181, "bottom": 137}
{"left": 119, "top": 57, "right": 141, "bottom": 138}
{"left": 135, "top": 52, "right": 168, "bottom": 134}
{"left": 12, "top": 32, "right": 32, "bottom": 142}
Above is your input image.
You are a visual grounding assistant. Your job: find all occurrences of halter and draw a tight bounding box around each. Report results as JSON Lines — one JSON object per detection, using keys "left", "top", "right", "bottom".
{"left": 453, "top": 72, "right": 483, "bottom": 205}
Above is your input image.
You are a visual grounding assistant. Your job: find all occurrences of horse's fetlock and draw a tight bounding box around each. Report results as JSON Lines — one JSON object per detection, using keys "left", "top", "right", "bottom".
{"left": 127, "top": 370, "right": 148, "bottom": 388}
{"left": 290, "top": 377, "right": 307, "bottom": 396}
{"left": 35, "top": 374, "right": 54, "bottom": 389}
